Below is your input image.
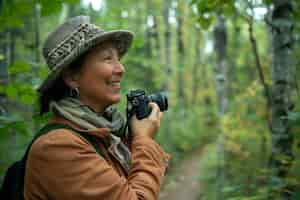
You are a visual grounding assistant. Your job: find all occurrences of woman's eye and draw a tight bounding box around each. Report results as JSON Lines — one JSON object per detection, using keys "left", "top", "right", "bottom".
{"left": 104, "top": 56, "right": 112, "bottom": 60}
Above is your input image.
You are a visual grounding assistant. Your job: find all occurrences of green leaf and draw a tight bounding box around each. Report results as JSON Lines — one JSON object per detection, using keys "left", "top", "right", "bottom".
{"left": 285, "top": 111, "right": 300, "bottom": 126}
{"left": 9, "top": 61, "right": 31, "bottom": 75}
{"left": 39, "top": 0, "right": 63, "bottom": 16}
{"left": 64, "top": 0, "right": 81, "bottom": 4}
{"left": 206, "top": 0, "right": 218, "bottom": 10}
{"left": 292, "top": 190, "right": 300, "bottom": 200}
{"left": 0, "top": 85, "right": 5, "bottom": 93}
{"left": 188, "top": 0, "right": 199, "bottom": 5}
{"left": 13, "top": 121, "right": 30, "bottom": 136}
{"left": 197, "top": 1, "right": 209, "bottom": 14}
{"left": 38, "top": 66, "right": 50, "bottom": 78}
{"left": 222, "top": 185, "right": 241, "bottom": 193}
{"left": 5, "top": 85, "right": 18, "bottom": 99}
{"left": 263, "top": 0, "right": 273, "bottom": 6}
{"left": 0, "top": 115, "right": 22, "bottom": 124}
{"left": 198, "top": 15, "right": 215, "bottom": 29}
{"left": 20, "top": 94, "right": 35, "bottom": 105}
{"left": 223, "top": 2, "right": 235, "bottom": 17}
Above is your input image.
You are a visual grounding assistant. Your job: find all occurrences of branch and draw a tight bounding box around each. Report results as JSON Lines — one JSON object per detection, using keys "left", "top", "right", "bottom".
{"left": 235, "top": 1, "right": 272, "bottom": 125}
{"left": 247, "top": 8, "right": 272, "bottom": 125}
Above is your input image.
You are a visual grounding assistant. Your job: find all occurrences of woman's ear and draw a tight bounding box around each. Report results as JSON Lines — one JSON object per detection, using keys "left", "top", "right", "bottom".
{"left": 62, "top": 70, "right": 80, "bottom": 89}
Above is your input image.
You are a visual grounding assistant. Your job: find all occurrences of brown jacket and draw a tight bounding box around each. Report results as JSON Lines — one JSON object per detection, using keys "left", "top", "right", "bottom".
{"left": 24, "top": 116, "right": 170, "bottom": 200}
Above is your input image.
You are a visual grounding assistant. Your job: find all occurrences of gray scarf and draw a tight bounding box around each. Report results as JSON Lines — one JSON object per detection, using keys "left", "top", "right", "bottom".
{"left": 50, "top": 97, "right": 131, "bottom": 174}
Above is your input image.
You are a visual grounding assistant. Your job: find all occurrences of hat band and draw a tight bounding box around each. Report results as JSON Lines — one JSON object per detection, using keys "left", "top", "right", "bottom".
{"left": 47, "top": 23, "right": 104, "bottom": 70}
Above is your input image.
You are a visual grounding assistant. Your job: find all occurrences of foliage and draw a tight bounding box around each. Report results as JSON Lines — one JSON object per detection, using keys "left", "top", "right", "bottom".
{"left": 190, "top": 0, "right": 300, "bottom": 199}
{"left": 198, "top": 81, "right": 272, "bottom": 199}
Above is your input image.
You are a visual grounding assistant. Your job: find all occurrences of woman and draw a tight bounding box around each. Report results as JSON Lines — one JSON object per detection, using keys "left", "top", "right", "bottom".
{"left": 24, "top": 16, "right": 170, "bottom": 200}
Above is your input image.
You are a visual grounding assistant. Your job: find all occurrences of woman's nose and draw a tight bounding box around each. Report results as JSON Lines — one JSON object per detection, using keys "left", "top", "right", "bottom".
{"left": 114, "top": 61, "right": 125, "bottom": 74}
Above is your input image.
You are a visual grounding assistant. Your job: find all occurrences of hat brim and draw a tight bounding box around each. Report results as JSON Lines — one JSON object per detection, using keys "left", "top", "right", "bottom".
{"left": 38, "top": 30, "right": 134, "bottom": 93}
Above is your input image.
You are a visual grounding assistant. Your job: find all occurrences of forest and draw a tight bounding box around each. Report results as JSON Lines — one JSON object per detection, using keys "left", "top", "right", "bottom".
{"left": 0, "top": 0, "right": 300, "bottom": 199}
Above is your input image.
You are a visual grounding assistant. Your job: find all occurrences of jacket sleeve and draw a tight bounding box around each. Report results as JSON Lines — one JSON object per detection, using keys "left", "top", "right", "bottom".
{"left": 24, "top": 129, "right": 170, "bottom": 200}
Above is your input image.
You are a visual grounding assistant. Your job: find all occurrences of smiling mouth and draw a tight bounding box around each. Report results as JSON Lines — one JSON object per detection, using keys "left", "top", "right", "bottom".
{"left": 111, "top": 82, "right": 120, "bottom": 86}
{"left": 110, "top": 81, "right": 121, "bottom": 88}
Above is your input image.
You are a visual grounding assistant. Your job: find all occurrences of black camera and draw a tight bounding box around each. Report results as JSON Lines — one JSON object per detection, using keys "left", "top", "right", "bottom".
{"left": 126, "top": 89, "right": 168, "bottom": 120}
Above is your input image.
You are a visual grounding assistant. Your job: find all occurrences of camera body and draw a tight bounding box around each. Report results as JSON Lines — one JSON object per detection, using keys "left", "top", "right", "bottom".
{"left": 126, "top": 89, "right": 168, "bottom": 120}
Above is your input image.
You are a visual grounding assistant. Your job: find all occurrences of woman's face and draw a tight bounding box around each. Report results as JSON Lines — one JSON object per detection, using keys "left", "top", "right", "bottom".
{"left": 68, "top": 42, "right": 125, "bottom": 113}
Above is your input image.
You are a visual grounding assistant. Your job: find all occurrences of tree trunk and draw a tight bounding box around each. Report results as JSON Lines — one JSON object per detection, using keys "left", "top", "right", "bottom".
{"left": 33, "top": 4, "right": 41, "bottom": 64}
{"left": 268, "top": 0, "right": 295, "bottom": 199}
{"left": 176, "top": 0, "right": 186, "bottom": 108}
{"left": 214, "top": 17, "right": 228, "bottom": 115}
{"left": 7, "top": 28, "right": 18, "bottom": 157}
{"left": 144, "top": 0, "right": 154, "bottom": 88}
{"left": 0, "top": 31, "right": 9, "bottom": 115}
{"left": 135, "top": 2, "right": 143, "bottom": 36}
{"left": 8, "top": 30, "right": 16, "bottom": 67}
{"left": 32, "top": 3, "right": 41, "bottom": 131}
{"left": 162, "top": 0, "right": 172, "bottom": 91}
{"left": 152, "top": 16, "right": 162, "bottom": 65}
{"left": 145, "top": 0, "right": 152, "bottom": 58}
{"left": 191, "top": 26, "right": 201, "bottom": 105}
{"left": 228, "top": 13, "right": 239, "bottom": 98}
{"left": 213, "top": 16, "right": 228, "bottom": 200}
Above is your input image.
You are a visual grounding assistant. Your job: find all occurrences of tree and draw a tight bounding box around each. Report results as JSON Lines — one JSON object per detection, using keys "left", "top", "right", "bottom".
{"left": 176, "top": 0, "right": 186, "bottom": 108}
{"left": 191, "top": 25, "right": 201, "bottom": 105}
{"left": 162, "top": 0, "right": 172, "bottom": 91}
{"left": 267, "top": 0, "right": 295, "bottom": 199}
{"left": 214, "top": 15, "right": 229, "bottom": 200}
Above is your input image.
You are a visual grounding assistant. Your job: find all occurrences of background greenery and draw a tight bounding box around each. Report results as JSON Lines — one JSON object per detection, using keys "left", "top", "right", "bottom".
{"left": 0, "top": 0, "right": 300, "bottom": 199}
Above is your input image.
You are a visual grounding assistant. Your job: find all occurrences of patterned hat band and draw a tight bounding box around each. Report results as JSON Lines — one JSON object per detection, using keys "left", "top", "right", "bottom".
{"left": 47, "top": 23, "right": 104, "bottom": 70}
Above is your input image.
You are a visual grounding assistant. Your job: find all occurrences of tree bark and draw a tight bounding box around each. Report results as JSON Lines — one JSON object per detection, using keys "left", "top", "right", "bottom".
{"left": 176, "top": 0, "right": 186, "bottom": 107}
{"left": 228, "top": 13, "right": 239, "bottom": 98}
{"left": 191, "top": 26, "right": 201, "bottom": 105}
{"left": 143, "top": 0, "right": 154, "bottom": 88}
{"left": 135, "top": 2, "right": 143, "bottom": 35}
{"left": 162, "top": 0, "right": 172, "bottom": 91}
{"left": 214, "top": 16, "right": 228, "bottom": 115}
{"left": 152, "top": 16, "right": 162, "bottom": 65}
{"left": 213, "top": 16, "right": 228, "bottom": 200}
{"left": 145, "top": 0, "right": 152, "bottom": 58}
{"left": 268, "top": 0, "right": 295, "bottom": 199}
{"left": 0, "top": 31, "right": 8, "bottom": 84}
{"left": 0, "top": 31, "right": 9, "bottom": 115}
{"left": 33, "top": 4, "right": 41, "bottom": 64}
{"left": 8, "top": 30, "right": 16, "bottom": 67}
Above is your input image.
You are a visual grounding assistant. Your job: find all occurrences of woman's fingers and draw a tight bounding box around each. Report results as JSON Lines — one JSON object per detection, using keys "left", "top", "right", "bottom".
{"left": 148, "top": 102, "right": 160, "bottom": 119}
{"left": 130, "top": 102, "right": 163, "bottom": 138}
{"left": 159, "top": 112, "right": 163, "bottom": 120}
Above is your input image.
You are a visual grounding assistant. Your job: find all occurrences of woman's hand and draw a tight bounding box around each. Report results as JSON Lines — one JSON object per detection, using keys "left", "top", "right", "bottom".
{"left": 130, "top": 102, "right": 163, "bottom": 139}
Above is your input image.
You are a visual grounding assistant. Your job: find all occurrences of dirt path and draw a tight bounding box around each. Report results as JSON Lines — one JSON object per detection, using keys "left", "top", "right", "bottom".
{"left": 159, "top": 147, "right": 203, "bottom": 200}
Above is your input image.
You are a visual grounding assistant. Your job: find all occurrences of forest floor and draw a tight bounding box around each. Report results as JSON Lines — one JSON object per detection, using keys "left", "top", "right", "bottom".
{"left": 159, "top": 146, "right": 204, "bottom": 200}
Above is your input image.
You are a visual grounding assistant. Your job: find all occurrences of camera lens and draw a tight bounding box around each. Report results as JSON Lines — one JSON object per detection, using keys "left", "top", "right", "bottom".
{"left": 149, "top": 92, "right": 168, "bottom": 111}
